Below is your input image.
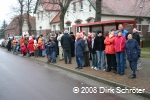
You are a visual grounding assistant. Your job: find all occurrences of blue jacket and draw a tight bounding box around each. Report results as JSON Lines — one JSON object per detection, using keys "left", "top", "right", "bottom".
{"left": 126, "top": 39, "right": 140, "bottom": 61}
{"left": 75, "top": 38, "right": 85, "bottom": 57}
{"left": 49, "top": 41, "right": 57, "bottom": 52}
{"left": 45, "top": 43, "right": 51, "bottom": 54}
{"left": 115, "top": 29, "right": 128, "bottom": 38}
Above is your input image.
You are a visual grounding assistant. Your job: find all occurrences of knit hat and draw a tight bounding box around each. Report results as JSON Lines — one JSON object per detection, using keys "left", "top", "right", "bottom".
{"left": 133, "top": 28, "right": 138, "bottom": 32}
{"left": 64, "top": 30, "right": 69, "bottom": 34}
{"left": 70, "top": 32, "right": 73, "bottom": 34}
{"left": 97, "top": 30, "right": 102, "bottom": 34}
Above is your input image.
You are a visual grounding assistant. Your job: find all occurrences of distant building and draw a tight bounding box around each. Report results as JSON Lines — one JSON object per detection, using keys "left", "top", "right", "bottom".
{"left": 5, "top": 14, "right": 36, "bottom": 38}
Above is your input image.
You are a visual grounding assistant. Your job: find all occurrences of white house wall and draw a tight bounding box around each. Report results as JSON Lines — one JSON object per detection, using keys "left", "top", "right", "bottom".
{"left": 35, "top": 4, "right": 59, "bottom": 31}
{"left": 64, "top": 0, "right": 95, "bottom": 28}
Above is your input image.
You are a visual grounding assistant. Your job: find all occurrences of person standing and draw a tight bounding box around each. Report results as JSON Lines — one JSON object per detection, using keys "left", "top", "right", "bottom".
{"left": 27, "top": 36, "right": 34, "bottom": 57}
{"left": 104, "top": 29, "right": 117, "bottom": 73}
{"left": 114, "top": 31, "right": 126, "bottom": 75}
{"left": 50, "top": 38, "right": 57, "bottom": 63}
{"left": 7, "top": 38, "right": 12, "bottom": 51}
{"left": 70, "top": 32, "right": 75, "bottom": 57}
{"left": 89, "top": 32, "right": 97, "bottom": 69}
{"left": 115, "top": 24, "right": 128, "bottom": 68}
{"left": 82, "top": 32, "right": 90, "bottom": 67}
{"left": 57, "top": 32, "right": 64, "bottom": 60}
{"left": 94, "top": 30, "right": 106, "bottom": 70}
{"left": 126, "top": 33, "right": 140, "bottom": 78}
{"left": 12, "top": 37, "right": 18, "bottom": 54}
{"left": 61, "top": 30, "right": 72, "bottom": 64}
{"left": 75, "top": 33, "right": 85, "bottom": 69}
{"left": 132, "top": 28, "right": 140, "bottom": 46}
{"left": 38, "top": 35, "right": 43, "bottom": 56}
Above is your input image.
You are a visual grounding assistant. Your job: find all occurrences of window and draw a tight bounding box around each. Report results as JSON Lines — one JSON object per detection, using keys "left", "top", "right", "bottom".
{"left": 53, "top": 25, "right": 56, "bottom": 33}
{"left": 87, "top": 19, "right": 95, "bottom": 23}
{"left": 66, "top": 22, "right": 71, "bottom": 32}
{"left": 73, "top": 3, "right": 76, "bottom": 12}
{"left": 37, "top": 12, "right": 39, "bottom": 20}
{"left": 80, "top": 1, "right": 83, "bottom": 10}
{"left": 89, "top": 5, "right": 91, "bottom": 12}
{"left": 76, "top": 21, "right": 81, "bottom": 24}
{"left": 136, "top": 20, "right": 142, "bottom": 32}
{"left": 41, "top": 11, "right": 43, "bottom": 19}
{"left": 76, "top": 27, "right": 80, "bottom": 32}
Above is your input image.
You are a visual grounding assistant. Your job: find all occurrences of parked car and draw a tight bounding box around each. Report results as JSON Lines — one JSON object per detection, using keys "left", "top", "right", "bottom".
{"left": 0, "top": 39, "right": 5, "bottom": 47}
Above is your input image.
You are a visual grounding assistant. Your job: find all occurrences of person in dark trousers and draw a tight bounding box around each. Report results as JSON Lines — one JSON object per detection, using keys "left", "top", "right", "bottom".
{"left": 75, "top": 33, "right": 85, "bottom": 69}
{"left": 126, "top": 33, "right": 140, "bottom": 78}
{"left": 82, "top": 32, "right": 90, "bottom": 67}
{"left": 7, "top": 38, "right": 12, "bottom": 51}
{"left": 132, "top": 28, "right": 140, "bottom": 46}
{"left": 61, "top": 30, "right": 72, "bottom": 64}
{"left": 70, "top": 32, "right": 75, "bottom": 57}
{"left": 94, "top": 30, "right": 106, "bottom": 70}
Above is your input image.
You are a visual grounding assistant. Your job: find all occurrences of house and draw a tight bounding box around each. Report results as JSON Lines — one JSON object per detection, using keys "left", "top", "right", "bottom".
{"left": 63, "top": 0, "right": 150, "bottom": 36}
{"left": 5, "top": 14, "right": 36, "bottom": 38}
{"left": 34, "top": 0, "right": 60, "bottom": 37}
{"left": 34, "top": 0, "right": 150, "bottom": 36}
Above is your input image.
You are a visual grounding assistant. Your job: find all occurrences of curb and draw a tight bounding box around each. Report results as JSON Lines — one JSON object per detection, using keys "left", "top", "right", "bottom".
{"left": 16, "top": 55, "right": 150, "bottom": 99}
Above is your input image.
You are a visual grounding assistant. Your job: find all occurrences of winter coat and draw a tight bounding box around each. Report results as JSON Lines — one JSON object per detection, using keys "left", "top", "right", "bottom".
{"left": 115, "top": 29, "right": 128, "bottom": 39}
{"left": 83, "top": 35, "right": 89, "bottom": 52}
{"left": 45, "top": 43, "right": 51, "bottom": 54}
{"left": 57, "top": 34, "right": 63, "bottom": 46}
{"left": 89, "top": 37, "right": 96, "bottom": 54}
{"left": 61, "top": 33, "right": 72, "bottom": 49}
{"left": 27, "top": 39, "right": 34, "bottom": 53}
{"left": 126, "top": 39, "right": 140, "bottom": 61}
{"left": 94, "top": 36, "right": 105, "bottom": 51}
{"left": 21, "top": 45, "right": 28, "bottom": 53}
{"left": 114, "top": 36, "right": 126, "bottom": 52}
{"left": 20, "top": 38, "right": 25, "bottom": 46}
{"left": 104, "top": 36, "right": 115, "bottom": 54}
{"left": 49, "top": 41, "right": 57, "bottom": 52}
{"left": 132, "top": 32, "right": 140, "bottom": 46}
{"left": 75, "top": 38, "right": 85, "bottom": 57}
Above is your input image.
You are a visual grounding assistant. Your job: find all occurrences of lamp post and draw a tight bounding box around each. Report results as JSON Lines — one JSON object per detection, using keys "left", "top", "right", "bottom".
{"left": 39, "top": 26, "right": 42, "bottom": 35}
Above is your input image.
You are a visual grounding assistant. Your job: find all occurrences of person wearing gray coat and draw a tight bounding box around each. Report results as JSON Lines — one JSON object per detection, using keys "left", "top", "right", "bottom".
{"left": 82, "top": 32, "right": 90, "bottom": 67}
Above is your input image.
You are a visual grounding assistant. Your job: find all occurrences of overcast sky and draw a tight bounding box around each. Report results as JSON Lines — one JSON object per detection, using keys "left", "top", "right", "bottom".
{"left": 0, "top": 0, "right": 17, "bottom": 25}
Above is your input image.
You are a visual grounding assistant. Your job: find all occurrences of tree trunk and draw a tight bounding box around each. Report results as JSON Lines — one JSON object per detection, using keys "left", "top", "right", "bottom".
{"left": 60, "top": 13, "right": 65, "bottom": 32}
{"left": 95, "top": 0, "right": 102, "bottom": 22}
{"left": 27, "top": 0, "right": 32, "bottom": 35}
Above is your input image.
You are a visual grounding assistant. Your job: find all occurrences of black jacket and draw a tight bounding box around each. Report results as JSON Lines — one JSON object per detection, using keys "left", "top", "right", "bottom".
{"left": 89, "top": 38, "right": 96, "bottom": 54}
{"left": 61, "top": 33, "right": 72, "bottom": 49}
{"left": 133, "top": 32, "right": 140, "bottom": 46}
{"left": 94, "top": 36, "right": 105, "bottom": 51}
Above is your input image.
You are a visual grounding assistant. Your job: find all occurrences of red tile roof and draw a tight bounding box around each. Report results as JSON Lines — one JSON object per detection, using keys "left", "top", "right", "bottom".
{"left": 51, "top": 12, "right": 61, "bottom": 23}
{"left": 90, "top": 0, "right": 150, "bottom": 17}
{"left": 40, "top": 0, "right": 60, "bottom": 11}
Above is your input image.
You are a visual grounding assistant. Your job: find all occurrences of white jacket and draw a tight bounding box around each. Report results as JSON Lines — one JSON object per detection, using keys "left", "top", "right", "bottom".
{"left": 57, "top": 34, "right": 63, "bottom": 46}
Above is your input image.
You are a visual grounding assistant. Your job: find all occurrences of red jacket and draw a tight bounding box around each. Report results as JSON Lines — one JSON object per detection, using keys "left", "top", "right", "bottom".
{"left": 27, "top": 39, "right": 34, "bottom": 53}
{"left": 114, "top": 36, "right": 126, "bottom": 52}
{"left": 104, "top": 36, "right": 115, "bottom": 54}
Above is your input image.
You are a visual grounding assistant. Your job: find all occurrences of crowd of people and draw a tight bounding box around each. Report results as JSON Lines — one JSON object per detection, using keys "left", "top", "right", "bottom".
{"left": 6, "top": 24, "right": 141, "bottom": 79}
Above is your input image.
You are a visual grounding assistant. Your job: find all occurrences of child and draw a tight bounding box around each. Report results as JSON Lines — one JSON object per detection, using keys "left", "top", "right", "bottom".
{"left": 45, "top": 41, "right": 51, "bottom": 63}
{"left": 49, "top": 38, "right": 57, "bottom": 63}
{"left": 21, "top": 43, "right": 28, "bottom": 56}
{"left": 34, "top": 40, "right": 39, "bottom": 57}
{"left": 40, "top": 40, "right": 45, "bottom": 57}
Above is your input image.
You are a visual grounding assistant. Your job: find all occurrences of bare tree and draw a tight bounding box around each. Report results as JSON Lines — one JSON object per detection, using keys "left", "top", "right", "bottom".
{"left": 95, "top": 0, "right": 102, "bottom": 22}
{"left": 42, "top": 0, "right": 72, "bottom": 31}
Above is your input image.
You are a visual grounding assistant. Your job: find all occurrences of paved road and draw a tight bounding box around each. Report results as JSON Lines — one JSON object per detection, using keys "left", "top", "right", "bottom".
{"left": 0, "top": 48, "right": 147, "bottom": 100}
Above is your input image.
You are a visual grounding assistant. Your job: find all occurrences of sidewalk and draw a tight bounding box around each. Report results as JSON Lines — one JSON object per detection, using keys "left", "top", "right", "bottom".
{"left": 141, "top": 51, "right": 150, "bottom": 55}
{"left": 23, "top": 55, "right": 150, "bottom": 98}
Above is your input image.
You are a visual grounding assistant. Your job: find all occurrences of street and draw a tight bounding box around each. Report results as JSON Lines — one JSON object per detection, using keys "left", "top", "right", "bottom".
{"left": 0, "top": 48, "right": 148, "bottom": 100}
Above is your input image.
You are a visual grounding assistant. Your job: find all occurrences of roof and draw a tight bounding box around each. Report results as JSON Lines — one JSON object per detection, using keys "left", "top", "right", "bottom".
{"left": 5, "top": 14, "right": 36, "bottom": 31}
{"left": 73, "top": 20, "right": 136, "bottom": 27}
{"left": 51, "top": 12, "right": 61, "bottom": 23}
{"left": 34, "top": 0, "right": 60, "bottom": 13}
{"left": 90, "top": 0, "right": 150, "bottom": 17}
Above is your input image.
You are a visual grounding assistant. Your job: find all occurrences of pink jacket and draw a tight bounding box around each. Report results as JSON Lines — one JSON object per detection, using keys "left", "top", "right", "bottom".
{"left": 114, "top": 36, "right": 126, "bottom": 52}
